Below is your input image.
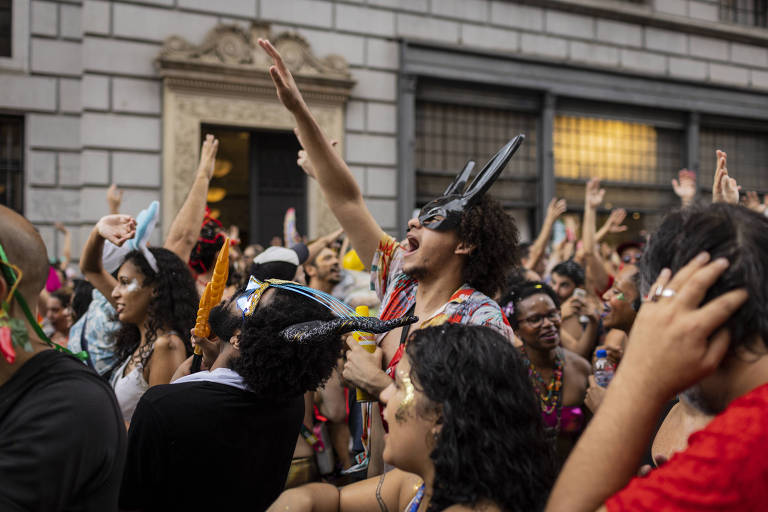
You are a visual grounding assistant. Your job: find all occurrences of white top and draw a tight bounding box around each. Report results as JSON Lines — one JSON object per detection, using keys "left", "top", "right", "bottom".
{"left": 172, "top": 367, "right": 249, "bottom": 392}
{"left": 110, "top": 356, "right": 149, "bottom": 423}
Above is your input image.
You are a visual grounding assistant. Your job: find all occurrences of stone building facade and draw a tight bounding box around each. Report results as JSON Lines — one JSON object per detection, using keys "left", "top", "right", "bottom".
{"left": 1, "top": 0, "right": 767, "bottom": 258}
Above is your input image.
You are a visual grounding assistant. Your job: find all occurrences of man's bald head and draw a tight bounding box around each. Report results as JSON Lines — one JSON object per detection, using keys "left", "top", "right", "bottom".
{"left": 0, "top": 205, "right": 49, "bottom": 303}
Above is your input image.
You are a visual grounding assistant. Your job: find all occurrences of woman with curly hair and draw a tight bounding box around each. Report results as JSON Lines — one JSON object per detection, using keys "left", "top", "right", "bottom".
{"left": 500, "top": 281, "right": 591, "bottom": 465}
{"left": 81, "top": 214, "right": 198, "bottom": 423}
{"left": 269, "top": 323, "right": 557, "bottom": 512}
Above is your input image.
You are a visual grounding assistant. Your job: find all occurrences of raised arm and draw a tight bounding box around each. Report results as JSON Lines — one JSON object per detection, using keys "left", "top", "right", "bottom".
{"left": 306, "top": 228, "right": 344, "bottom": 264}
{"left": 712, "top": 150, "right": 739, "bottom": 205}
{"left": 54, "top": 222, "right": 72, "bottom": 270}
{"left": 671, "top": 169, "right": 696, "bottom": 207}
{"left": 164, "top": 134, "right": 219, "bottom": 264}
{"left": 595, "top": 208, "right": 627, "bottom": 243}
{"left": 260, "top": 38, "right": 386, "bottom": 269}
{"left": 546, "top": 255, "right": 746, "bottom": 512}
{"left": 581, "top": 179, "right": 610, "bottom": 293}
{"left": 80, "top": 215, "right": 136, "bottom": 309}
{"left": 526, "top": 198, "right": 566, "bottom": 271}
{"left": 107, "top": 184, "right": 123, "bottom": 215}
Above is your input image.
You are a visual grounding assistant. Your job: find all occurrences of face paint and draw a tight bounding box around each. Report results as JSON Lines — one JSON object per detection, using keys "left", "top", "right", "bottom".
{"left": 123, "top": 278, "right": 140, "bottom": 293}
{"left": 395, "top": 370, "right": 416, "bottom": 422}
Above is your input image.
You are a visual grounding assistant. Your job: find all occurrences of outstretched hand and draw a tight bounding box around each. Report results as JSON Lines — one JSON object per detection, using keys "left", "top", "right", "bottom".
{"left": 546, "top": 198, "right": 567, "bottom": 222}
{"left": 106, "top": 184, "right": 123, "bottom": 214}
{"left": 712, "top": 150, "right": 739, "bottom": 204}
{"left": 259, "top": 38, "right": 307, "bottom": 114}
{"left": 743, "top": 190, "right": 767, "bottom": 214}
{"left": 297, "top": 138, "right": 339, "bottom": 179}
{"left": 96, "top": 215, "right": 136, "bottom": 246}
{"left": 600, "top": 208, "right": 628, "bottom": 236}
{"left": 619, "top": 253, "right": 747, "bottom": 402}
{"left": 197, "top": 134, "right": 219, "bottom": 180}
{"left": 672, "top": 169, "right": 696, "bottom": 205}
{"left": 585, "top": 178, "right": 605, "bottom": 209}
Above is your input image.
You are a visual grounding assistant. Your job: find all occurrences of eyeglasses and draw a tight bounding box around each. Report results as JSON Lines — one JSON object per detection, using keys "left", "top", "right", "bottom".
{"left": 622, "top": 254, "right": 640, "bottom": 264}
{"left": 519, "top": 310, "right": 561, "bottom": 327}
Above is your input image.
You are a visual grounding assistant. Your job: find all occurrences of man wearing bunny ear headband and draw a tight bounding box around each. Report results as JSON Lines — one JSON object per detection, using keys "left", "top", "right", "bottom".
{"left": 120, "top": 276, "right": 416, "bottom": 512}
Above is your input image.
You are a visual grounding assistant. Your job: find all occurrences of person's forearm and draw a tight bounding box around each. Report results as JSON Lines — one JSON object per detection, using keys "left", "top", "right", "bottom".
{"left": 584, "top": 252, "right": 609, "bottom": 295}
{"left": 164, "top": 171, "right": 209, "bottom": 263}
{"left": 268, "top": 484, "right": 340, "bottom": 512}
{"left": 546, "top": 368, "right": 667, "bottom": 512}
{"left": 80, "top": 227, "right": 106, "bottom": 275}
{"left": 583, "top": 204, "right": 596, "bottom": 255}
{"left": 526, "top": 217, "right": 555, "bottom": 271}
{"left": 61, "top": 231, "right": 71, "bottom": 269}
{"left": 294, "top": 106, "right": 363, "bottom": 206}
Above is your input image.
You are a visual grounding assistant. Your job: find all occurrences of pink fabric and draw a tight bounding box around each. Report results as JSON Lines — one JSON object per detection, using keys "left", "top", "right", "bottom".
{"left": 45, "top": 266, "right": 61, "bottom": 292}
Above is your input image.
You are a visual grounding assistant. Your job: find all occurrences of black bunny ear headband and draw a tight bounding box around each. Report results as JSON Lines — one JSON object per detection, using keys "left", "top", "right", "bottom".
{"left": 418, "top": 135, "right": 525, "bottom": 231}
{"left": 236, "top": 276, "right": 418, "bottom": 343}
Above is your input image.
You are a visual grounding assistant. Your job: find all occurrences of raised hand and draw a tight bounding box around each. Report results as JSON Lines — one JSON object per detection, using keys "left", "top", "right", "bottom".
{"left": 96, "top": 214, "right": 136, "bottom": 246}
{"left": 53, "top": 222, "right": 68, "bottom": 234}
{"left": 259, "top": 38, "right": 307, "bottom": 114}
{"left": 546, "top": 198, "right": 567, "bottom": 222}
{"left": 585, "top": 178, "right": 605, "bottom": 209}
{"left": 597, "top": 208, "right": 628, "bottom": 241}
{"left": 743, "top": 190, "right": 767, "bottom": 214}
{"left": 197, "top": 134, "right": 219, "bottom": 180}
{"left": 106, "top": 184, "right": 123, "bottom": 215}
{"left": 712, "top": 150, "right": 739, "bottom": 205}
{"left": 297, "top": 138, "right": 339, "bottom": 179}
{"left": 672, "top": 169, "right": 697, "bottom": 206}
{"left": 620, "top": 253, "right": 746, "bottom": 402}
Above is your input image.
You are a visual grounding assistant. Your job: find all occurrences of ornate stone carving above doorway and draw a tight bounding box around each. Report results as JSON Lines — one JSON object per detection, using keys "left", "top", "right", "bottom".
{"left": 156, "top": 22, "right": 354, "bottom": 239}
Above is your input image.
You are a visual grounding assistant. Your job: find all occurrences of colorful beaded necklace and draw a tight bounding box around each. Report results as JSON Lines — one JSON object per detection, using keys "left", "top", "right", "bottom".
{"left": 519, "top": 344, "right": 564, "bottom": 434}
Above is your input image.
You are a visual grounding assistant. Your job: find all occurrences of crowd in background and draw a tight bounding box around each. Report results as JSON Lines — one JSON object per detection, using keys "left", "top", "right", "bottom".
{"left": 0, "top": 38, "right": 767, "bottom": 512}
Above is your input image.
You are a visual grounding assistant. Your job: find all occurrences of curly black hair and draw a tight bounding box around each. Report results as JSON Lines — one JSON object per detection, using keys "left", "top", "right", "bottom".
{"left": 188, "top": 218, "right": 225, "bottom": 275}
{"left": 231, "top": 288, "right": 343, "bottom": 399}
{"left": 499, "top": 280, "right": 561, "bottom": 330}
{"left": 457, "top": 195, "right": 519, "bottom": 299}
{"left": 641, "top": 203, "right": 768, "bottom": 355}
{"left": 406, "top": 324, "right": 556, "bottom": 512}
{"left": 112, "top": 247, "right": 199, "bottom": 366}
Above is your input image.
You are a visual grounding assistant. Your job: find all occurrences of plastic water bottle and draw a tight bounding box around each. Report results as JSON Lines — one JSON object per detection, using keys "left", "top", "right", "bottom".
{"left": 594, "top": 349, "right": 615, "bottom": 387}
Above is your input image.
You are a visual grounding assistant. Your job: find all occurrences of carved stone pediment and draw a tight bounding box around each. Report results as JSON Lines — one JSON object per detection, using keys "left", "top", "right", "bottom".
{"left": 157, "top": 22, "right": 350, "bottom": 240}
{"left": 156, "top": 23, "right": 355, "bottom": 104}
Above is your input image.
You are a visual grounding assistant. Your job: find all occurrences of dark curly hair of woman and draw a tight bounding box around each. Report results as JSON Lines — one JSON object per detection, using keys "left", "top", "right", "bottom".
{"left": 406, "top": 324, "right": 557, "bottom": 512}
{"left": 457, "top": 195, "right": 519, "bottom": 299}
{"left": 112, "top": 247, "right": 198, "bottom": 366}
{"left": 231, "top": 288, "right": 343, "bottom": 399}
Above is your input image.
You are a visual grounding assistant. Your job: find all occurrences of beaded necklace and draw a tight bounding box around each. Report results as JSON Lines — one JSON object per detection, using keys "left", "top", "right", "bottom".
{"left": 519, "top": 344, "right": 564, "bottom": 435}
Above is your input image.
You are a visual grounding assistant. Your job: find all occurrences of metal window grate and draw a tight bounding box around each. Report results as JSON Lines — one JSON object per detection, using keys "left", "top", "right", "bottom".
{"left": 0, "top": 116, "right": 24, "bottom": 213}
{"left": 719, "top": 0, "right": 768, "bottom": 27}
{"left": 699, "top": 127, "right": 768, "bottom": 192}
{"left": 554, "top": 115, "right": 684, "bottom": 185}
{"left": 415, "top": 101, "right": 538, "bottom": 178}
{"left": 0, "top": 0, "right": 10, "bottom": 58}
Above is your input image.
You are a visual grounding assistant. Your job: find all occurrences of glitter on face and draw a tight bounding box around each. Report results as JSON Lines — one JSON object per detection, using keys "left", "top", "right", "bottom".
{"left": 395, "top": 370, "right": 415, "bottom": 422}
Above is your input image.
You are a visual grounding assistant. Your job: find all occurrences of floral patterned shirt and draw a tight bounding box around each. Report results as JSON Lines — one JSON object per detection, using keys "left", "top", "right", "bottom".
{"left": 67, "top": 289, "right": 120, "bottom": 376}
{"left": 370, "top": 235, "right": 515, "bottom": 376}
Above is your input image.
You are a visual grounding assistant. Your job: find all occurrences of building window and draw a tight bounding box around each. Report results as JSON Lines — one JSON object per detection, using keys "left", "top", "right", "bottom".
{"left": 554, "top": 115, "right": 683, "bottom": 185}
{"left": 0, "top": 0, "right": 11, "bottom": 57}
{"left": 719, "top": 0, "right": 768, "bottom": 27}
{"left": 0, "top": 116, "right": 23, "bottom": 213}
{"left": 414, "top": 101, "right": 538, "bottom": 204}
{"left": 699, "top": 127, "right": 768, "bottom": 192}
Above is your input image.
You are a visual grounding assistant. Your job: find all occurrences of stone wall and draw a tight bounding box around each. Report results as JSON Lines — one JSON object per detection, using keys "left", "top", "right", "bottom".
{"left": 3, "top": 0, "right": 767, "bottom": 259}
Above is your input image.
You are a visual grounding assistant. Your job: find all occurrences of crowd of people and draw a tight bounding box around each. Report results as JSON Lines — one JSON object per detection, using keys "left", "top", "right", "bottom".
{"left": 0, "top": 38, "right": 767, "bottom": 512}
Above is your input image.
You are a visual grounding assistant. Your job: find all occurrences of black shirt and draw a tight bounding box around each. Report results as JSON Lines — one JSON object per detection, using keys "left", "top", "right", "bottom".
{"left": 0, "top": 349, "right": 127, "bottom": 511}
{"left": 120, "top": 380, "right": 304, "bottom": 512}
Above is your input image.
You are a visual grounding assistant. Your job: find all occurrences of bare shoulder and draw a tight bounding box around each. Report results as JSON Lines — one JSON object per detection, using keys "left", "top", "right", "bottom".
{"left": 563, "top": 347, "right": 592, "bottom": 376}
{"left": 153, "top": 332, "right": 186, "bottom": 352}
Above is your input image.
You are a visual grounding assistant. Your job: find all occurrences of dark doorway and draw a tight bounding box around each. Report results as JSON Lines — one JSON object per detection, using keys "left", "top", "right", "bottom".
{"left": 200, "top": 126, "right": 305, "bottom": 247}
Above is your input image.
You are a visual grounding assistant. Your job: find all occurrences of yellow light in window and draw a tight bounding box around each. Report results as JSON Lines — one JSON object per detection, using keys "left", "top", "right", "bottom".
{"left": 554, "top": 116, "right": 658, "bottom": 182}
